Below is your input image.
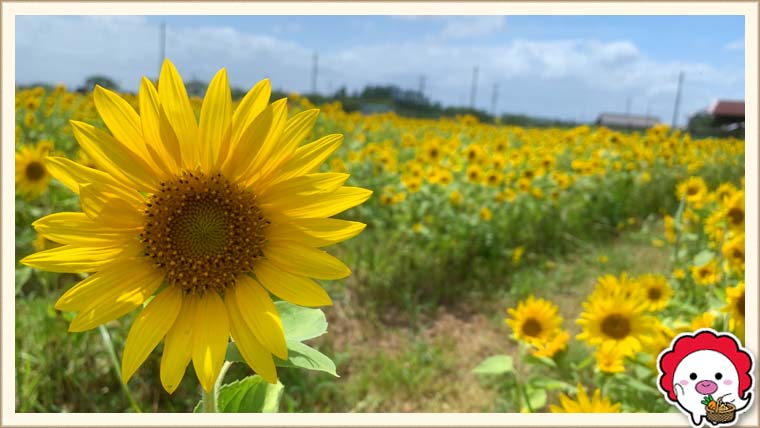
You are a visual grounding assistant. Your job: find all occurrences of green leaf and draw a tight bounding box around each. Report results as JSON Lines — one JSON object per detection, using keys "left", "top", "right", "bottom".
{"left": 525, "top": 353, "right": 558, "bottom": 369}
{"left": 225, "top": 341, "right": 244, "bottom": 363}
{"left": 472, "top": 355, "right": 514, "bottom": 375}
{"left": 693, "top": 249, "right": 715, "bottom": 267}
{"left": 529, "top": 378, "right": 575, "bottom": 393}
{"left": 275, "top": 301, "right": 328, "bottom": 342}
{"left": 194, "top": 375, "right": 283, "bottom": 413}
{"left": 524, "top": 387, "right": 547, "bottom": 411}
{"left": 15, "top": 266, "right": 32, "bottom": 291}
{"left": 275, "top": 341, "right": 338, "bottom": 377}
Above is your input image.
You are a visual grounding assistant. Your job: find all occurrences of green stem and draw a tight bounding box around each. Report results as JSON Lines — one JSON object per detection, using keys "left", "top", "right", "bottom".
{"left": 98, "top": 325, "right": 142, "bottom": 413}
{"left": 202, "top": 360, "right": 233, "bottom": 413}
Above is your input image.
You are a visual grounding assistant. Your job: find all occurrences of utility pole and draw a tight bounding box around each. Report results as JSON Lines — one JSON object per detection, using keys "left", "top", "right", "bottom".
{"left": 491, "top": 83, "right": 499, "bottom": 118}
{"left": 311, "top": 52, "right": 318, "bottom": 94}
{"left": 469, "top": 66, "right": 479, "bottom": 108}
{"left": 671, "top": 71, "right": 684, "bottom": 129}
{"left": 158, "top": 21, "right": 166, "bottom": 76}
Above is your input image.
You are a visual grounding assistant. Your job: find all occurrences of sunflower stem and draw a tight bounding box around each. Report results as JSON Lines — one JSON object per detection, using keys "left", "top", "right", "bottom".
{"left": 202, "top": 360, "right": 233, "bottom": 413}
{"left": 97, "top": 325, "right": 142, "bottom": 413}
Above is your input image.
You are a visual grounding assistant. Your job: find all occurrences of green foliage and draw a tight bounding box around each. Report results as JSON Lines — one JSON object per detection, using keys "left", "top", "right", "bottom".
{"left": 194, "top": 375, "right": 283, "bottom": 413}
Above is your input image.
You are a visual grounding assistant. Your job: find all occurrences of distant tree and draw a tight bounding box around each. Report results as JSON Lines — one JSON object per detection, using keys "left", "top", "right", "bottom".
{"left": 77, "top": 75, "right": 119, "bottom": 93}
{"left": 185, "top": 79, "right": 208, "bottom": 98}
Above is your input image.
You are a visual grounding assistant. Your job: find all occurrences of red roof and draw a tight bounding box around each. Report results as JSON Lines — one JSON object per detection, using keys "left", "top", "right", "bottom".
{"left": 709, "top": 100, "right": 745, "bottom": 118}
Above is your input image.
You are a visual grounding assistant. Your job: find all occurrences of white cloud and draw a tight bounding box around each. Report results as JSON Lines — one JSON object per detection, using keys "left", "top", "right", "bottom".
{"left": 440, "top": 16, "right": 506, "bottom": 39}
{"left": 14, "top": 16, "right": 743, "bottom": 125}
{"left": 724, "top": 38, "right": 744, "bottom": 51}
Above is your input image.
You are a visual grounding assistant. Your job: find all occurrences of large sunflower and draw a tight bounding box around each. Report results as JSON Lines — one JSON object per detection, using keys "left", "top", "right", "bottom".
{"left": 576, "top": 292, "right": 655, "bottom": 356}
{"left": 21, "top": 60, "right": 371, "bottom": 393}
{"left": 637, "top": 274, "right": 672, "bottom": 311}
{"left": 15, "top": 142, "right": 52, "bottom": 199}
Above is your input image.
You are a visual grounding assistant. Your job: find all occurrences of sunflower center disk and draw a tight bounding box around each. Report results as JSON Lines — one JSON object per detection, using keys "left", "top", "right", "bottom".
{"left": 521, "top": 318, "right": 543, "bottom": 337}
{"left": 727, "top": 208, "right": 744, "bottom": 226}
{"left": 601, "top": 314, "right": 631, "bottom": 339}
{"left": 141, "top": 171, "right": 270, "bottom": 295}
{"left": 26, "top": 161, "right": 45, "bottom": 181}
{"left": 738, "top": 295, "right": 745, "bottom": 317}
{"left": 647, "top": 288, "right": 662, "bottom": 301}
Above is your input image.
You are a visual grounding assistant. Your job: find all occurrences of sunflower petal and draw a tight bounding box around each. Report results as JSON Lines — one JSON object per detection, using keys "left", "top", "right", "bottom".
{"left": 140, "top": 77, "right": 181, "bottom": 173}
{"left": 80, "top": 183, "right": 144, "bottom": 228}
{"left": 254, "top": 260, "right": 332, "bottom": 307}
{"left": 264, "top": 240, "right": 351, "bottom": 280}
{"left": 271, "top": 134, "right": 343, "bottom": 184}
{"left": 257, "top": 173, "right": 349, "bottom": 203}
{"left": 264, "top": 187, "right": 372, "bottom": 219}
{"left": 233, "top": 276, "right": 288, "bottom": 360}
{"left": 121, "top": 285, "right": 183, "bottom": 383}
{"left": 158, "top": 59, "right": 198, "bottom": 169}
{"left": 21, "top": 243, "right": 135, "bottom": 274}
{"left": 228, "top": 79, "right": 271, "bottom": 160}
{"left": 256, "top": 108, "right": 320, "bottom": 182}
{"left": 225, "top": 292, "right": 278, "bottom": 384}
{"left": 33, "top": 212, "right": 138, "bottom": 245}
{"left": 93, "top": 85, "right": 149, "bottom": 159}
{"left": 45, "top": 156, "right": 123, "bottom": 195}
{"left": 192, "top": 292, "right": 229, "bottom": 392}
{"left": 71, "top": 120, "right": 158, "bottom": 192}
{"left": 239, "top": 98, "right": 289, "bottom": 181}
{"left": 199, "top": 68, "right": 232, "bottom": 170}
{"left": 267, "top": 218, "right": 366, "bottom": 248}
{"left": 68, "top": 259, "right": 165, "bottom": 332}
{"left": 161, "top": 294, "right": 196, "bottom": 394}
{"left": 223, "top": 101, "right": 274, "bottom": 180}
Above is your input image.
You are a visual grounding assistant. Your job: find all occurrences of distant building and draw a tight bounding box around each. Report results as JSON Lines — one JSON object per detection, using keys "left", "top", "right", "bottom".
{"left": 707, "top": 100, "right": 744, "bottom": 128}
{"left": 595, "top": 113, "right": 661, "bottom": 130}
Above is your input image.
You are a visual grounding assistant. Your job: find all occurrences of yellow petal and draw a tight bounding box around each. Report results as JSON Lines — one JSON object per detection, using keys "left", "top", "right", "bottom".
{"left": 225, "top": 292, "right": 278, "bottom": 384}
{"left": 71, "top": 120, "right": 158, "bottom": 193}
{"left": 199, "top": 68, "right": 232, "bottom": 170}
{"left": 80, "top": 183, "right": 144, "bottom": 228}
{"left": 238, "top": 98, "right": 289, "bottom": 182}
{"left": 223, "top": 101, "right": 274, "bottom": 180}
{"left": 121, "top": 285, "right": 183, "bottom": 384}
{"left": 254, "top": 259, "right": 332, "bottom": 307}
{"left": 264, "top": 240, "right": 351, "bottom": 280}
{"left": 45, "top": 156, "right": 123, "bottom": 195}
{"left": 158, "top": 59, "right": 198, "bottom": 170}
{"left": 192, "top": 292, "right": 230, "bottom": 392}
{"left": 227, "top": 79, "right": 271, "bottom": 165}
{"left": 256, "top": 108, "right": 320, "bottom": 183}
{"left": 270, "top": 134, "right": 343, "bottom": 185}
{"left": 33, "top": 212, "right": 138, "bottom": 245}
{"left": 93, "top": 85, "right": 150, "bottom": 159}
{"left": 263, "top": 187, "right": 372, "bottom": 219}
{"left": 161, "top": 294, "right": 197, "bottom": 394}
{"left": 139, "top": 77, "right": 181, "bottom": 178}
{"left": 21, "top": 243, "right": 136, "bottom": 274}
{"left": 267, "top": 218, "right": 366, "bottom": 248}
{"left": 139, "top": 77, "right": 181, "bottom": 174}
{"left": 257, "top": 173, "right": 349, "bottom": 203}
{"left": 233, "top": 276, "right": 287, "bottom": 359}
{"left": 68, "top": 260, "right": 164, "bottom": 332}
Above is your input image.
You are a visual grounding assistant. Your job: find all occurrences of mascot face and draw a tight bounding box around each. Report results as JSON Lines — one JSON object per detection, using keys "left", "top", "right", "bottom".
{"left": 658, "top": 329, "right": 754, "bottom": 427}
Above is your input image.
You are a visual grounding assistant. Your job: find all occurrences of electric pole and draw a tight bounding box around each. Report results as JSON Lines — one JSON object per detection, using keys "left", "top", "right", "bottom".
{"left": 491, "top": 83, "right": 499, "bottom": 118}
{"left": 671, "top": 71, "right": 684, "bottom": 129}
{"left": 469, "top": 66, "right": 479, "bottom": 108}
{"left": 311, "top": 52, "right": 318, "bottom": 94}
{"left": 159, "top": 21, "right": 166, "bottom": 76}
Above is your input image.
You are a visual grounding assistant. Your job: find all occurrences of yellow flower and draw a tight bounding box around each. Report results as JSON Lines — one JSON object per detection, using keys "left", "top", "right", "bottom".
{"left": 597, "top": 255, "right": 609, "bottom": 264}
{"left": 531, "top": 329, "right": 570, "bottom": 358}
{"left": 480, "top": 206, "right": 492, "bottom": 221}
{"left": 651, "top": 238, "right": 665, "bottom": 248}
{"left": 722, "top": 233, "right": 745, "bottom": 274}
{"left": 576, "top": 290, "right": 655, "bottom": 356}
{"left": 664, "top": 215, "right": 677, "bottom": 243}
{"left": 688, "top": 312, "right": 716, "bottom": 331}
{"left": 22, "top": 60, "right": 371, "bottom": 393}
{"left": 723, "top": 190, "right": 744, "bottom": 233}
{"left": 637, "top": 274, "right": 672, "bottom": 311}
{"left": 673, "top": 268, "right": 686, "bottom": 280}
{"left": 676, "top": 176, "right": 708, "bottom": 208}
{"left": 512, "top": 246, "right": 525, "bottom": 265}
{"left": 595, "top": 341, "right": 626, "bottom": 374}
{"left": 450, "top": 190, "right": 463, "bottom": 206}
{"left": 15, "top": 143, "right": 52, "bottom": 199}
{"left": 722, "top": 282, "right": 745, "bottom": 342}
{"left": 505, "top": 296, "right": 564, "bottom": 347}
{"left": 550, "top": 383, "right": 621, "bottom": 413}
{"left": 690, "top": 259, "right": 720, "bottom": 286}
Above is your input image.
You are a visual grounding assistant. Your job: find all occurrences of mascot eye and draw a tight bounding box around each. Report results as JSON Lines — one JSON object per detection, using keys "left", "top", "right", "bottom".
{"left": 715, "top": 373, "right": 723, "bottom": 380}
{"left": 690, "top": 373, "right": 697, "bottom": 380}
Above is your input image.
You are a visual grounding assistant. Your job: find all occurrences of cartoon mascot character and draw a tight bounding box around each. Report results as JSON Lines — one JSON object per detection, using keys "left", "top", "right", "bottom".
{"left": 658, "top": 329, "right": 754, "bottom": 427}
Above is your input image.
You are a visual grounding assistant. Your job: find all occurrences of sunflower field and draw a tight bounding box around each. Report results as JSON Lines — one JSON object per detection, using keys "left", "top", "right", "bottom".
{"left": 14, "top": 74, "right": 745, "bottom": 413}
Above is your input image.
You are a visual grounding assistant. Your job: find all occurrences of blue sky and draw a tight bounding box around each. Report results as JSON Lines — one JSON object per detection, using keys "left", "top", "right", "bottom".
{"left": 16, "top": 15, "right": 745, "bottom": 125}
